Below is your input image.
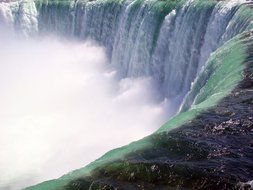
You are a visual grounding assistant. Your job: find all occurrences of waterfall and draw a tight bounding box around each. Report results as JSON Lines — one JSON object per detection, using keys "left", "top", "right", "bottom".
{"left": 151, "top": 0, "right": 216, "bottom": 105}
{"left": 0, "top": 0, "right": 252, "bottom": 112}
{"left": 0, "top": 0, "right": 38, "bottom": 37}
{"left": 0, "top": 0, "right": 253, "bottom": 189}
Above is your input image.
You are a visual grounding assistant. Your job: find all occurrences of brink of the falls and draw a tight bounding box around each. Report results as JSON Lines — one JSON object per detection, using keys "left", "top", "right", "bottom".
{"left": 0, "top": 0, "right": 253, "bottom": 189}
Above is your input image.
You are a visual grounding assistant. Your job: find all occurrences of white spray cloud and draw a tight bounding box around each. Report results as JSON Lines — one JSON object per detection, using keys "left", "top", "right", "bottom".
{"left": 0, "top": 36, "right": 171, "bottom": 189}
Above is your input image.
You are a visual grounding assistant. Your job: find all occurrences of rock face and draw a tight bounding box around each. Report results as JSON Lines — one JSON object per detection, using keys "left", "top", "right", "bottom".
{"left": 0, "top": 0, "right": 253, "bottom": 189}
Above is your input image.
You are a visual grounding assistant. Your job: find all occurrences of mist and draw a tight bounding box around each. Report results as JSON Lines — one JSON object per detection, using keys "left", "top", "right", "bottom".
{"left": 0, "top": 36, "right": 171, "bottom": 189}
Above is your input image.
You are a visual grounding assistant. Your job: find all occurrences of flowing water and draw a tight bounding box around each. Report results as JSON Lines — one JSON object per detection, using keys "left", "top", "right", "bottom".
{"left": 0, "top": 0, "right": 252, "bottom": 189}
